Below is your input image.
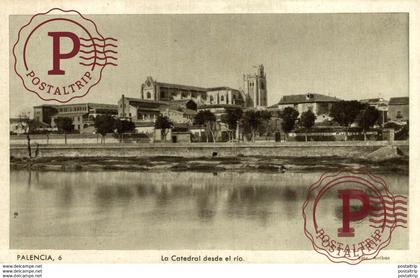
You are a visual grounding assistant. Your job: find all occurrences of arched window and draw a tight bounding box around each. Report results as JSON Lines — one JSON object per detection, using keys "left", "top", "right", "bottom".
{"left": 220, "top": 95, "right": 224, "bottom": 102}
{"left": 147, "top": 92, "right": 151, "bottom": 99}
{"left": 210, "top": 96, "right": 214, "bottom": 103}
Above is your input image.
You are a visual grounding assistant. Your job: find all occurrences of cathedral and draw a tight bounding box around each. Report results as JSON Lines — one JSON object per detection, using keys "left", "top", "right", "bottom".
{"left": 117, "top": 65, "right": 268, "bottom": 139}
{"left": 137, "top": 64, "right": 267, "bottom": 109}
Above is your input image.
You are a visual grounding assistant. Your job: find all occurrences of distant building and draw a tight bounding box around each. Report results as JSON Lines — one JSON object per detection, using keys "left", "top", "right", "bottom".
{"left": 118, "top": 95, "right": 197, "bottom": 134}
{"left": 270, "top": 93, "right": 341, "bottom": 123}
{"left": 360, "top": 98, "right": 388, "bottom": 111}
{"left": 33, "top": 103, "right": 118, "bottom": 133}
{"left": 243, "top": 64, "right": 267, "bottom": 108}
{"left": 360, "top": 97, "right": 388, "bottom": 125}
{"left": 388, "top": 97, "right": 409, "bottom": 123}
{"left": 206, "top": 87, "right": 245, "bottom": 106}
{"left": 33, "top": 105, "right": 58, "bottom": 126}
{"left": 118, "top": 96, "right": 166, "bottom": 122}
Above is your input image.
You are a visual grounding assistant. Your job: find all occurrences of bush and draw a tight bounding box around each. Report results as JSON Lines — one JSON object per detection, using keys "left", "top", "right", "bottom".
{"left": 395, "top": 124, "right": 409, "bottom": 140}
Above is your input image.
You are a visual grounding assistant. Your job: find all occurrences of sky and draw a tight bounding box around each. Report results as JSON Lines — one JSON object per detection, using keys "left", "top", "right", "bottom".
{"left": 9, "top": 13, "right": 408, "bottom": 117}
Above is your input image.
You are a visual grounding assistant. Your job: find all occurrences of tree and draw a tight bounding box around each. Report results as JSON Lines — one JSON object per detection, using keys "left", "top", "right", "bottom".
{"left": 221, "top": 108, "right": 242, "bottom": 142}
{"left": 395, "top": 121, "right": 409, "bottom": 140}
{"left": 114, "top": 119, "right": 135, "bottom": 142}
{"left": 55, "top": 117, "right": 73, "bottom": 144}
{"left": 16, "top": 110, "right": 50, "bottom": 158}
{"left": 330, "top": 100, "right": 364, "bottom": 140}
{"left": 94, "top": 115, "right": 115, "bottom": 143}
{"left": 194, "top": 110, "right": 217, "bottom": 142}
{"left": 300, "top": 110, "right": 316, "bottom": 142}
{"left": 256, "top": 110, "right": 272, "bottom": 140}
{"left": 280, "top": 107, "right": 299, "bottom": 140}
{"left": 19, "top": 112, "right": 32, "bottom": 159}
{"left": 154, "top": 115, "right": 173, "bottom": 142}
{"left": 240, "top": 110, "right": 262, "bottom": 142}
{"left": 356, "top": 106, "right": 379, "bottom": 141}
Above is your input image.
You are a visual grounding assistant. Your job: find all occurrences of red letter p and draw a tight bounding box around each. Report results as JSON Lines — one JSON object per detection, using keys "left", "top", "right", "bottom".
{"left": 337, "top": 189, "right": 370, "bottom": 237}
{"left": 48, "top": 32, "right": 80, "bottom": 75}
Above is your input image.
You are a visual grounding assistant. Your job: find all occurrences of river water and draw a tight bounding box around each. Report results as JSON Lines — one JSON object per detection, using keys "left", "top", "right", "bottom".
{"left": 10, "top": 170, "right": 408, "bottom": 250}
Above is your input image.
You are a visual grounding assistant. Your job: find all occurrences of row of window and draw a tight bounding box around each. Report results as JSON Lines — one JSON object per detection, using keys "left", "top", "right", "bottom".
{"left": 141, "top": 90, "right": 211, "bottom": 100}
{"left": 138, "top": 112, "right": 156, "bottom": 120}
{"left": 159, "top": 91, "right": 206, "bottom": 100}
{"left": 140, "top": 90, "right": 245, "bottom": 104}
{"left": 58, "top": 106, "right": 87, "bottom": 113}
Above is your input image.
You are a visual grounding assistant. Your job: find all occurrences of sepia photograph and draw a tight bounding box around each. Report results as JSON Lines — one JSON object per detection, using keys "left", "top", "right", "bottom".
{"left": 9, "top": 12, "right": 409, "bottom": 256}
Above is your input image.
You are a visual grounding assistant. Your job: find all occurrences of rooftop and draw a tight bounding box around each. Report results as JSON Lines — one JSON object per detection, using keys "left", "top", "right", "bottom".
{"left": 147, "top": 77, "right": 238, "bottom": 93}
{"left": 155, "top": 81, "right": 207, "bottom": 92}
{"left": 389, "top": 97, "right": 409, "bottom": 105}
{"left": 124, "top": 97, "right": 169, "bottom": 108}
{"left": 198, "top": 104, "right": 243, "bottom": 109}
{"left": 277, "top": 93, "right": 341, "bottom": 104}
{"left": 207, "top": 87, "right": 240, "bottom": 92}
{"left": 360, "top": 98, "right": 387, "bottom": 103}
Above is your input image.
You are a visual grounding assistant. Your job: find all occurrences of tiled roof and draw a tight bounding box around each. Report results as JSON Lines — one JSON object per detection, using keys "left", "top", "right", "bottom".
{"left": 206, "top": 87, "right": 239, "bottom": 91}
{"left": 360, "top": 98, "right": 383, "bottom": 103}
{"left": 33, "top": 104, "right": 57, "bottom": 108}
{"left": 87, "top": 103, "right": 118, "bottom": 109}
{"left": 389, "top": 97, "right": 409, "bottom": 105}
{"left": 198, "top": 104, "right": 242, "bottom": 109}
{"left": 156, "top": 81, "right": 207, "bottom": 92}
{"left": 277, "top": 94, "right": 341, "bottom": 104}
{"left": 125, "top": 98, "right": 168, "bottom": 108}
{"left": 152, "top": 79, "right": 238, "bottom": 93}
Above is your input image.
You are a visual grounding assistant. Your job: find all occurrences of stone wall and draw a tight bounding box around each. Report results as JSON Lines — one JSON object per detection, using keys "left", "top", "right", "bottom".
{"left": 10, "top": 141, "right": 409, "bottom": 159}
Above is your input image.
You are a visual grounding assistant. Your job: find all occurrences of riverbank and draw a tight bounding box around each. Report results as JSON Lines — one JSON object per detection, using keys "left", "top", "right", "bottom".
{"left": 10, "top": 154, "right": 409, "bottom": 174}
{"left": 10, "top": 140, "right": 409, "bottom": 159}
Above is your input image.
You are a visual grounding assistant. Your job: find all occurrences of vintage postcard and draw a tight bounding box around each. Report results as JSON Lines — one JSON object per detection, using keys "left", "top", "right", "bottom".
{"left": 0, "top": 0, "right": 419, "bottom": 266}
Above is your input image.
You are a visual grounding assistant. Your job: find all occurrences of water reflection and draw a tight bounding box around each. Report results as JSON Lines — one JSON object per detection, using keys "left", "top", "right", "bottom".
{"left": 10, "top": 170, "right": 408, "bottom": 250}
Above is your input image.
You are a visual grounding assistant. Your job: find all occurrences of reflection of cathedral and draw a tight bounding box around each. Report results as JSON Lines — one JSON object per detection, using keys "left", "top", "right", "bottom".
{"left": 243, "top": 65, "right": 267, "bottom": 108}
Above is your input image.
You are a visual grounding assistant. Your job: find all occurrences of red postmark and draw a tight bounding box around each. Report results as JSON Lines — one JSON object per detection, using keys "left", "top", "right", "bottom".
{"left": 13, "top": 8, "right": 118, "bottom": 103}
{"left": 302, "top": 169, "right": 408, "bottom": 264}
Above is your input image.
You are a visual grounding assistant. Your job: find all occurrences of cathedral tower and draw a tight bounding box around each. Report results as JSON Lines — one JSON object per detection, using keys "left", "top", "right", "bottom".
{"left": 243, "top": 64, "right": 267, "bottom": 108}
